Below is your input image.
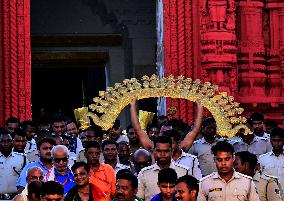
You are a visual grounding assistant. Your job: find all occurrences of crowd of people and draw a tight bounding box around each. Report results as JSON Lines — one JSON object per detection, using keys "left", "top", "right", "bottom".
{"left": 0, "top": 99, "right": 283, "bottom": 201}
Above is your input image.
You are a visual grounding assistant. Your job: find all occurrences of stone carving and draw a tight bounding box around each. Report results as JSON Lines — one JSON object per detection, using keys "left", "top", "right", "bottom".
{"left": 201, "top": 0, "right": 235, "bottom": 31}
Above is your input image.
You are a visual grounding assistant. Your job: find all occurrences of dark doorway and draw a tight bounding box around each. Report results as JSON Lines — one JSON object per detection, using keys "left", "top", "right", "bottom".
{"left": 32, "top": 65, "right": 106, "bottom": 119}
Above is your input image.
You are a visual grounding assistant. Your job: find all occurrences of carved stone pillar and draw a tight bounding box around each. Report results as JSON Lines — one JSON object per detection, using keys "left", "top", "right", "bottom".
{"left": 266, "top": 1, "right": 284, "bottom": 98}
{"left": 200, "top": 0, "right": 237, "bottom": 96}
{"left": 237, "top": 1, "right": 266, "bottom": 104}
{"left": 279, "top": 6, "right": 284, "bottom": 96}
{"left": 0, "top": 0, "right": 31, "bottom": 125}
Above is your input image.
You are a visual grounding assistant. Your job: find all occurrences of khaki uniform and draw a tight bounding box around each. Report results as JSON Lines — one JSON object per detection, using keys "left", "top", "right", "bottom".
{"left": 253, "top": 172, "right": 282, "bottom": 201}
{"left": 188, "top": 138, "right": 219, "bottom": 176}
{"left": 137, "top": 161, "right": 188, "bottom": 201}
{"left": 199, "top": 171, "right": 260, "bottom": 201}
{"left": 232, "top": 136, "right": 272, "bottom": 156}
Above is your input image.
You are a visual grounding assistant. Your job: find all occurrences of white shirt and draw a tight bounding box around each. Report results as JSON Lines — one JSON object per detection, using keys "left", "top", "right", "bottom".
{"left": 0, "top": 151, "right": 27, "bottom": 193}
{"left": 258, "top": 151, "right": 284, "bottom": 190}
{"left": 114, "top": 163, "right": 130, "bottom": 174}
{"left": 116, "top": 135, "right": 129, "bottom": 144}
{"left": 24, "top": 138, "right": 37, "bottom": 153}
{"left": 174, "top": 150, "right": 202, "bottom": 179}
{"left": 75, "top": 137, "right": 84, "bottom": 155}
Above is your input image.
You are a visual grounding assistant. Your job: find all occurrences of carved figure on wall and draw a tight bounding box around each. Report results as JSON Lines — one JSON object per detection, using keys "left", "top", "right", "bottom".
{"left": 201, "top": 0, "right": 235, "bottom": 30}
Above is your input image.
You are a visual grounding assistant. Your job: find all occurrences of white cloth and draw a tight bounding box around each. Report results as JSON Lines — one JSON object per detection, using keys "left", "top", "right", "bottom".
{"left": 259, "top": 151, "right": 284, "bottom": 190}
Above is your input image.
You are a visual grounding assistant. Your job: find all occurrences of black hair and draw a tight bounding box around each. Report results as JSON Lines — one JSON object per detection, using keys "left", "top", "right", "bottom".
{"left": 41, "top": 181, "right": 64, "bottom": 197}
{"left": 102, "top": 139, "right": 118, "bottom": 150}
{"left": 71, "top": 162, "right": 90, "bottom": 173}
{"left": 66, "top": 120, "right": 78, "bottom": 127}
{"left": 27, "top": 181, "right": 43, "bottom": 200}
{"left": 84, "top": 141, "right": 101, "bottom": 152}
{"left": 0, "top": 130, "right": 12, "bottom": 141}
{"left": 270, "top": 127, "right": 284, "bottom": 139}
{"left": 235, "top": 151, "right": 257, "bottom": 170}
{"left": 86, "top": 125, "right": 103, "bottom": 138}
{"left": 176, "top": 175, "right": 199, "bottom": 193}
{"left": 153, "top": 136, "right": 172, "bottom": 149}
{"left": 20, "top": 120, "right": 37, "bottom": 130}
{"left": 51, "top": 114, "right": 66, "bottom": 125}
{"left": 126, "top": 125, "right": 133, "bottom": 133}
{"left": 13, "top": 128, "right": 26, "bottom": 138}
{"left": 6, "top": 116, "right": 19, "bottom": 125}
{"left": 265, "top": 120, "right": 278, "bottom": 129}
{"left": 202, "top": 117, "right": 216, "bottom": 128}
{"left": 162, "top": 129, "right": 181, "bottom": 143}
{"left": 113, "top": 119, "right": 121, "bottom": 130}
{"left": 116, "top": 170, "right": 138, "bottom": 189}
{"left": 36, "top": 137, "right": 56, "bottom": 150}
{"left": 146, "top": 124, "right": 159, "bottom": 133}
{"left": 211, "top": 141, "right": 234, "bottom": 155}
{"left": 250, "top": 112, "right": 264, "bottom": 122}
{"left": 158, "top": 168, "right": 177, "bottom": 184}
{"left": 37, "top": 117, "right": 50, "bottom": 126}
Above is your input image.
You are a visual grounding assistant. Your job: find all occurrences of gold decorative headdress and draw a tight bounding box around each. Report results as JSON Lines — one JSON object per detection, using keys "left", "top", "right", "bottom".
{"left": 78, "top": 74, "right": 250, "bottom": 137}
{"left": 73, "top": 107, "right": 90, "bottom": 131}
{"left": 139, "top": 110, "right": 155, "bottom": 130}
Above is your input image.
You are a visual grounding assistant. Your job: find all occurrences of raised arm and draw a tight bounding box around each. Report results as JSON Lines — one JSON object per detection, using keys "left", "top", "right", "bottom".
{"left": 130, "top": 98, "right": 153, "bottom": 150}
{"left": 180, "top": 102, "right": 203, "bottom": 152}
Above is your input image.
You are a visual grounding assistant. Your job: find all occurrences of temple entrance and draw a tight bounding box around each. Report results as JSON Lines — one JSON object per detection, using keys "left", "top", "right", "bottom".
{"left": 32, "top": 63, "right": 106, "bottom": 120}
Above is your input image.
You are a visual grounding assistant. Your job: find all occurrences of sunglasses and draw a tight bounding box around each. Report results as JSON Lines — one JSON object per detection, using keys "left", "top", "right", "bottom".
{"left": 53, "top": 157, "right": 68, "bottom": 163}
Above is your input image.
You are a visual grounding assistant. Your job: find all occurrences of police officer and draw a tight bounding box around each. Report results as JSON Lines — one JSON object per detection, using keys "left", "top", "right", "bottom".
{"left": 234, "top": 151, "right": 282, "bottom": 201}
{"left": 199, "top": 141, "right": 260, "bottom": 201}
{"left": 0, "top": 131, "right": 27, "bottom": 200}
{"left": 258, "top": 127, "right": 284, "bottom": 198}
{"left": 188, "top": 118, "right": 219, "bottom": 176}
{"left": 137, "top": 136, "right": 188, "bottom": 201}
{"left": 232, "top": 119, "right": 271, "bottom": 156}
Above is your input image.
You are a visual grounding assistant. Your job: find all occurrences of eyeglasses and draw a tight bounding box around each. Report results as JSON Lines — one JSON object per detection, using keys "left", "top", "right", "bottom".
{"left": 53, "top": 157, "right": 68, "bottom": 163}
{"left": 73, "top": 172, "right": 88, "bottom": 178}
{"left": 29, "top": 176, "right": 44, "bottom": 181}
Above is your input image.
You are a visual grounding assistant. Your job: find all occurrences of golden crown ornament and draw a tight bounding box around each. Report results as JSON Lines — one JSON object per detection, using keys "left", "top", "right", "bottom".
{"left": 76, "top": 74, "right": 251, "bottom": 138}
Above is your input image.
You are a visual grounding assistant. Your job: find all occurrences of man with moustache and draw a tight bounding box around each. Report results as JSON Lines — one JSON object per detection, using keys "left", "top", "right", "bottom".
{"left": 45, "top": 145, "right": 75, "bottom": 195}
{"left": 137, "top": 136, "right": 188, "bottom": 201}
{"left": 113, "top": 170, "right": 143, "bottom": 201}
{"left": 13, "top": 167, "right": 44, "bottom": 201}
{"left": 0, "top": 131, "right": 27, "bottom": 200}
{"left": 250, "top": 112, "right": 270, "bottom": 138}
{"left": 198, "top": 141, "right": 260, "bottom": 201}
{"left": 132, "top": 149, "right": 152, "bottom": 176}
{"left": 13, "top": 128, "right": 28, "bottom": 154}
{"left": 66, "top": 121, "right": 84, "bottom": 156}
{"left": 65, "top": 162, "right": 93, "bottom": 201}
{"left": 102, "top": 140, "right": 130, "bottom": 174}
{"left": 17, "top": 138, "right": 56, "bottom": 192}
{"left": 175, "top": 175, "right": 199, "bottom": 201}
{"left": 85, "top": 141, "right": 116, "bottom": 200}
{"left": 234, "top": 151, "right": 282, "bottom": 201}
{"left": 258, "top": 127, "right": 284, "bottom": 195}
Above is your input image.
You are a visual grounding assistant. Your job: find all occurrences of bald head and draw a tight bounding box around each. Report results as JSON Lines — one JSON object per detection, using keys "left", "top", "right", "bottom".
{"left": 133, "top": 149, "right": 151, "bottom": 174}
{"left": 26, "top": 167, "right": 44, "bottom": 184}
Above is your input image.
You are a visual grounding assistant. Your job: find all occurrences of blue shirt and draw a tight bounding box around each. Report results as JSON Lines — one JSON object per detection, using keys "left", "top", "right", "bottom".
{"left": 16, "top": 160, "right": 49, "bottom": 187}
{"left": 150, "top": 193, "right": 178, "bottom": 201}
{"left": 54, "top": 168, "right": 75, "bottom": 195}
